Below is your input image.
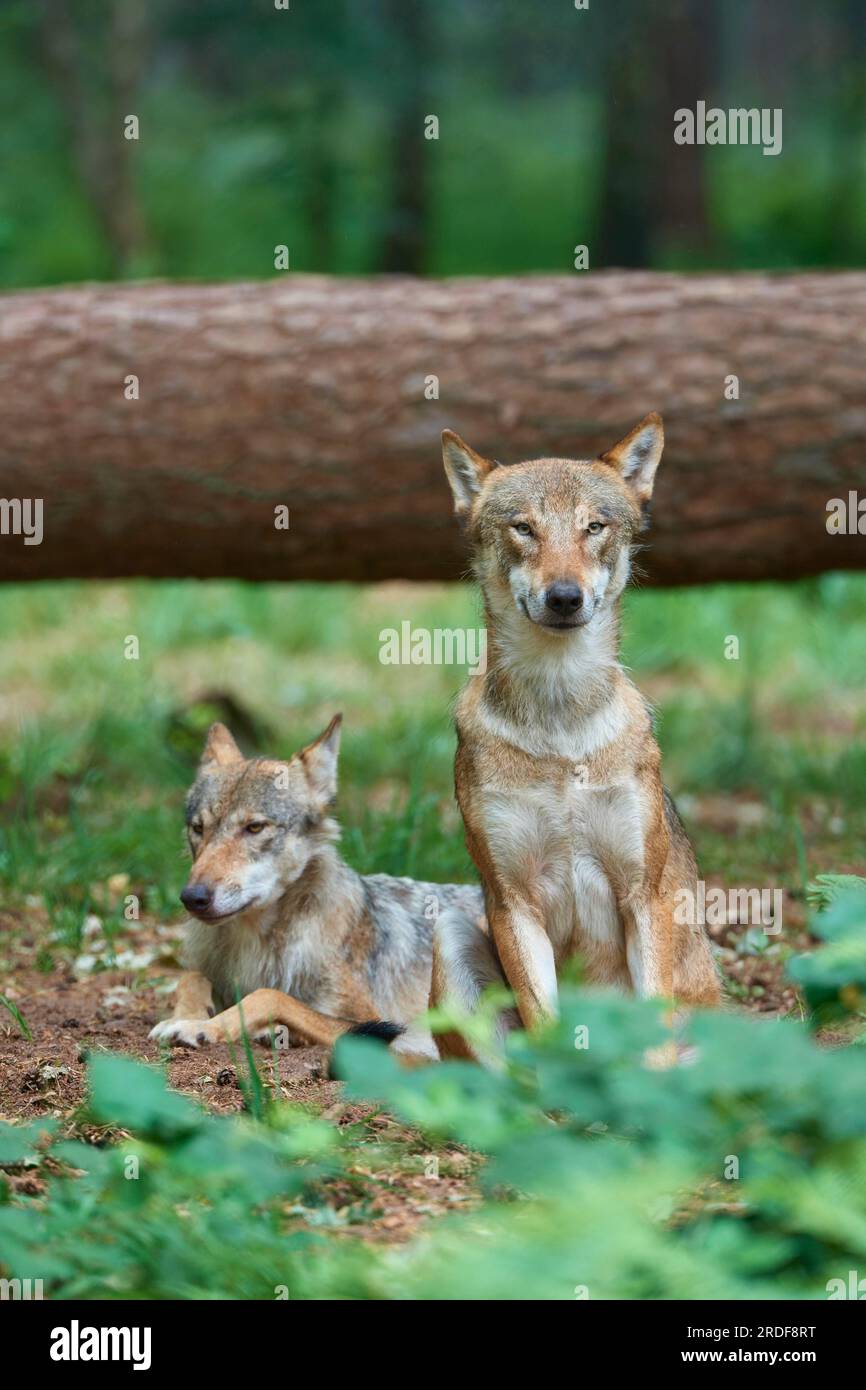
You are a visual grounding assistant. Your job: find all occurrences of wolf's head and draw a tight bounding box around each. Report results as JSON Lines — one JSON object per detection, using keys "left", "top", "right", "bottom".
{"left": 442, "top": 414, "right": 663, "bottom": 634}
{"left": 179, "top": 716, "right": 342, "bottom": 922}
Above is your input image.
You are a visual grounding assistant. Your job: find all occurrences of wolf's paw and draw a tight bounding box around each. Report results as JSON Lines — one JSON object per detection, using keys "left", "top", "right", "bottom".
{"left": 642, "top": 1039, "right": 699, "bottom": 1070}
{"left": 149, "top": 1018, "right": 214, "bottom": 1048}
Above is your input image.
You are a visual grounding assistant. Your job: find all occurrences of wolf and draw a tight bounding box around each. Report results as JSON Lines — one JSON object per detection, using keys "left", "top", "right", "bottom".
{"left": 415, "top": 413, "right": 720, "bottom": 1061}
{"left": 149, "top": 717, "right": 482, "bottom": 1053}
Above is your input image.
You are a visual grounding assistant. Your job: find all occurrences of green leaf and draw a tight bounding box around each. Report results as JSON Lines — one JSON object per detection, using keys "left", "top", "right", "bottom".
{"left": 87, "top": 1053, "right": 201, "bottom": 1140}
{"left": 0, "top": 1121, "right": 46, "bottom": 1166}
{"left": 0, "top": 994, "right": 31, "bottom": 1040}
{"left": 790, "top": 884, "right": 866, "bottom": 1022}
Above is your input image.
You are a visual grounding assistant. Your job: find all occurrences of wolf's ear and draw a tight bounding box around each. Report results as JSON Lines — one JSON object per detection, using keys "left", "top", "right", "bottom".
{"left": 201, "top": 722, "right": 243, "bottom": 768}
{"left": 442, "top": 430, "right": 497, "bottom": 518}
{"left": 599, "top": 413, "right": 664, "bottom": 504}
{"left": 299, "top": 714, "right": 342, "bottom": 805}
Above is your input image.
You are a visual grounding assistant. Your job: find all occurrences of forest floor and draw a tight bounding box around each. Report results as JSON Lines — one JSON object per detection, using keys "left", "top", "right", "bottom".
{"left": 3, "top": 879, "right": 857, "bottom": 1243}
{"left": 1, "top": 577, "right": 864, "bottom": 1244}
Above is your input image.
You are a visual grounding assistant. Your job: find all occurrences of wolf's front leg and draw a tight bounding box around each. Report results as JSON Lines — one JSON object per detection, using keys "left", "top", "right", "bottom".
{"left": 488, "top": 891, "right": 558, "bottom": 1031}
{"left": 623, "top": 893, "right": 688, "bottom": 1070}
{"left": 423, "top": 907, "right": 521, "bottom": 1065}
{"left": 462, "top": 798, "right": 559, "bottom": 1030}
{"left": 155, "top": 989, "right": 357, "bottom": 1049}
{"left": 621, "top": 890, "right": 674, "bottom": 1000}
{"left": 171, "top": 970, "right": 214, "bottom": 1017}
{"left": 149, "top": 970, "right": 214, "bottom": 1045}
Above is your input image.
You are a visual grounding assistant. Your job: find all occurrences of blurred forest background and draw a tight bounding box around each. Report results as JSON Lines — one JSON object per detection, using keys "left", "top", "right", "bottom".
{"left": 2, "top": 0, "right": 866, "bottom": 288}
{"left": 1, "top": 0, "right": 866, "bottom": 1301}
{"left": 0, "top": 0, "right": 864, "bottom": 968}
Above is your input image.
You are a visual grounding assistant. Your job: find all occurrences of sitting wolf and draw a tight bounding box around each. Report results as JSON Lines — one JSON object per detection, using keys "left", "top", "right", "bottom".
{"left": 150, "top": 717, "right": 481, "bottom": 1056}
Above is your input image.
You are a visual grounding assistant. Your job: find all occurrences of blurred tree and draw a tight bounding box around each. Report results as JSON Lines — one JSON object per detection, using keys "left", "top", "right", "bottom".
{"left": 36, "top": 0, "right": 150, "bottom": 276}
{"left": 298, "top": 0, "right": 347, "bottom": 273}
{"left": 597, "top": 0, "right": 717, "bottom": 267}
{"left": 378, "top": 0, "right": 431, "bottom": 272}
{"left": 655, "top": 0, "right": 718, "bottom": 263}
{"left": 597, "top": 0, "right": 655, "bottom": 267}
{"left": 828, "top": 0, "right": 866, "bottom": 264}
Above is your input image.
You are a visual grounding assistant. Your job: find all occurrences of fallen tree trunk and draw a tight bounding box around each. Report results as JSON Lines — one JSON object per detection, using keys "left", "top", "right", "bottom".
{"left": 1, "top": 272, "right": 864, "bottom": 584}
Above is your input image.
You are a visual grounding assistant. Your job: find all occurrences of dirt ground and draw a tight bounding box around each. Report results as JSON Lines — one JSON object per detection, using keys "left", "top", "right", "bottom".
{"left": 0, "top": 884, "right": 845, "bottom": 1242}
{"left": 0, "top": 907, "right": 483, "bottom": 1242}
{"left": 0, "top": 888, "right": 808, "bottom": 1120}
{"left": 0, "top": 953, "right": 337, "bottom": 1121}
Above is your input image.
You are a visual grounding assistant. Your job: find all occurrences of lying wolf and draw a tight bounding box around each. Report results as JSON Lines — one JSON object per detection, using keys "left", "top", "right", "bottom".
{"left": 150, "top": 717, "right": 481, "bottom": 1054}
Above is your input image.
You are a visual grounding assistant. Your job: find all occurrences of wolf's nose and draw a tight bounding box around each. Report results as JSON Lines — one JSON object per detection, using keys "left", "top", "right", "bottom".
{"left": 545, "top": 582, "right": 583, "bottom": 616}
{"left": 180, "top": 883, "right": 213, "bottom": 913}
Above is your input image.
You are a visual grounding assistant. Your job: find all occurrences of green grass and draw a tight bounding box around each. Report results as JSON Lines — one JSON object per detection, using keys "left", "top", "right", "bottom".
{"left": 0, "top": 575, "right": 864, "bottom": 950}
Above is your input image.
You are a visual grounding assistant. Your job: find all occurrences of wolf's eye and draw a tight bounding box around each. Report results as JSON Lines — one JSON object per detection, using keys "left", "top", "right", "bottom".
{"left": 244, "top": 821, "right": 268, "bottom": 835}
{"left": 587, "top": 521, "right": 606, "bottom": 535}
{"left": 190, "top": 820, "right": 203, "bottom": 836}
{"left": 512, "top": 522, "right": 534, "bottom": 538}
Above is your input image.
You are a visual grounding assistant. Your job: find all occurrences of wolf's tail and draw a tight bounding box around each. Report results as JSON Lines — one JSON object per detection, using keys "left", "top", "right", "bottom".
{"left": 346, "top": 1020, "right": 404, "bottom": 1043}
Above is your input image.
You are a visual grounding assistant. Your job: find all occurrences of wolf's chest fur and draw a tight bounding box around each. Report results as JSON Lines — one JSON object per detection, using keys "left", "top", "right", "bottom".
{"left": 459, "top": 665, "right": 655, "bottom": 984}
{"left": 476, "top": 765, "right": 645, "bottom": 968}
{"left": 186, "top": 911, "right": 339, "bottom": 1013}
{"left": 183, "top": 858, "right": 482, "bottom": 1019}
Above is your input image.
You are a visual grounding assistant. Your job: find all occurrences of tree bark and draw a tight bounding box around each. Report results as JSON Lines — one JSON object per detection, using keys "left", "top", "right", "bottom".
{"left": 1, "top": 272, "right": 864, "bottom": 585}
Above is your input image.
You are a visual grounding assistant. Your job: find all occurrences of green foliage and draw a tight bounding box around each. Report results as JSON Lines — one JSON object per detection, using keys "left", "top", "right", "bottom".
{"left": 0, "top": 994, "right": 31, "bottom": 1040}
{"left": 0, "top": 1052, "right": 348, "bottom": 1299}
{"left": 788, "top": 881, "right": 866, "bottom": 1026}
{"left": 808, "top": 874, "right": 866, "bottom": 911}
{"left": 3, "top": 901, "right": 866, "bottom": 1300}
{"left": 86, "top": 1053, "right": 202, "bottom": 1142}
{"left": 336, "top": 980, "right": 866, "bottom": 1300}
